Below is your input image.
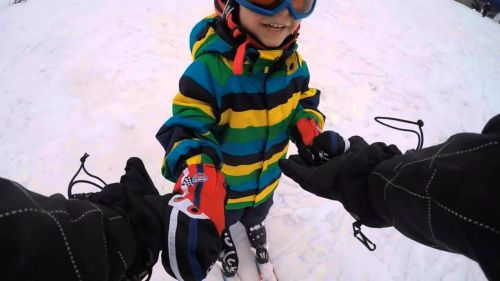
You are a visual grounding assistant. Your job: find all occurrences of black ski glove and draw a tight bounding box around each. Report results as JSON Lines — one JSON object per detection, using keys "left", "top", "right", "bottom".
{"left": 307, "top": 130, "right": 349, "bottom": 164}
{"left": 63, "top": 157, "right": 166, "bottom": 279}
{"left": 292, "top": 118, "right": 348, "bottom": 165}
{"left": 279, "top": 136, "right": 402, "bottom": 227}
{"left": 482, "top": 113, "right": 500, "bottom": 135}
{"left": 74, "top": 158, "right": 225, "bottom": 280}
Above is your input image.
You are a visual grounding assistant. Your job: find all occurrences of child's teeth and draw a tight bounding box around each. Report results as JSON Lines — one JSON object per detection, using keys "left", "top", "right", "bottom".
{"left": 265, "top": 24, "right": 285, "bottom": 30}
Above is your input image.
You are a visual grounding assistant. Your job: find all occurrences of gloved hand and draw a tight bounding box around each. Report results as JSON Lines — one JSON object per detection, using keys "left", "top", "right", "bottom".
{"left": 279, "top": 136, "right": 401, "bottom": 227}
{"left": 172, "top": 163, "right": 226, "bottom": 236}
{"left": 482, "top": 113, "right": 500, "bottom": 135}
{"left": 79, "top": 157, "right": 165, "bottom": 279}
{"left": 80, "top": 159, "right": 226, "bottom": 281}
{"left": 293, "top": 118, "right": 348, "bottom": 165}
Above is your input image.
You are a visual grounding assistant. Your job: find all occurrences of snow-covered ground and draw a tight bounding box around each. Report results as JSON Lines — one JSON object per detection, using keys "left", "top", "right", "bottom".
{"left": 1, "top": 0, "right": 499, "bottom": 280}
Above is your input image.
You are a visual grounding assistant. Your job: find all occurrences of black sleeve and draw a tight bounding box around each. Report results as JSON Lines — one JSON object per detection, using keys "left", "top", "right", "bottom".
{"left": 367, "top": 132, "right": 500, "bottom": 280}
{"left": 0, "top": 177, "right": 141, "bottom": 281}
{"left": 0, "top": 155, "right": 225, "bottom": 281}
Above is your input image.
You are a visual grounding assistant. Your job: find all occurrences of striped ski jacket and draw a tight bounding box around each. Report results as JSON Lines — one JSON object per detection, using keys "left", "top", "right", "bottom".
{"left": 156, "top": 15, "right": 325, "bottom": 210}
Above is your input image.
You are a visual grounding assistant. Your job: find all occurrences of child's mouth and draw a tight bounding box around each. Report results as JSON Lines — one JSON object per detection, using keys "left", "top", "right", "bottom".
{"left": 262, "top": 23, "right": 287, "bottom": 31}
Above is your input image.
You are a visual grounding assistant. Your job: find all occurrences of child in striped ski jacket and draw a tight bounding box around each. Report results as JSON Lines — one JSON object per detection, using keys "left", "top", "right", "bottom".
{"left": 156, "top": 0, "right": 342, "bottom": 278}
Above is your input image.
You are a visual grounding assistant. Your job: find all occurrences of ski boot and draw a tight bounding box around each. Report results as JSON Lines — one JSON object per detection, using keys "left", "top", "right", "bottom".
{"left": 246, "top": 223, "right": 278, "bottom": 281}
{"left": 218, "top": 230, "right": 240, "bottom": 280}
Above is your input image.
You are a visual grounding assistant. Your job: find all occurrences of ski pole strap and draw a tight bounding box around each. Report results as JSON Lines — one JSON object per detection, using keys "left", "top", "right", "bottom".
{"left": 352, "top": 220, "right": 376, "bottom": 251}
{"left": 374, "top": 116, "right": 425, "bottom": 150}
{"left": 67, "top": 153, "right": 107, "bottom": 198}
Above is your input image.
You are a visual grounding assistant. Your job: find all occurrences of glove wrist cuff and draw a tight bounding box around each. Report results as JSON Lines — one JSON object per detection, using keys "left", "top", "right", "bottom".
{"left": 185, "top": 154, "right": 215, "bottom": 166}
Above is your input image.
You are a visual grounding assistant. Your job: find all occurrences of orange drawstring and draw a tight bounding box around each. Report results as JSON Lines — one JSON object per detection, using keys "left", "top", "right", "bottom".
{"left": 233, "top": 39, "right": 250, "bottom": 75}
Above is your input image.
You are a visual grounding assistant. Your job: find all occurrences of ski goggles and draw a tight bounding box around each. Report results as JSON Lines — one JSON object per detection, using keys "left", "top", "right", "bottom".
{"left": 235, "top": 0, "right": 317, "bottom": 20}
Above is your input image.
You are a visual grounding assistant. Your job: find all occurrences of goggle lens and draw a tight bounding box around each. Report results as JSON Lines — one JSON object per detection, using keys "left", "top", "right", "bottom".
{"left": 242, "top": 0, "right": 316, "bottom": 18}
{"left": 248, "top": 0, "right": 284, "bottom": 9}
{"left": 291, "top": 0, "right": 314, "bottom": 14}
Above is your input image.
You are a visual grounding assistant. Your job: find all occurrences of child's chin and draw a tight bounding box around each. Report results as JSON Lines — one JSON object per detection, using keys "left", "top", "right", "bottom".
{"left": 261, "top": 39, "right": 284, "bottom": 49}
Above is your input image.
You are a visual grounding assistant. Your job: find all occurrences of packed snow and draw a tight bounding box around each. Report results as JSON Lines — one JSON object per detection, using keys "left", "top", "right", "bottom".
{"left": 1, "top": 0, "right": 499, "bottom": 280}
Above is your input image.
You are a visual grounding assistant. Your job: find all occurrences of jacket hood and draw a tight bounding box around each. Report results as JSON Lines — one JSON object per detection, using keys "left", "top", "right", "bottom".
{"left": 189, "top": 15, "right": 233, "bottom": 60}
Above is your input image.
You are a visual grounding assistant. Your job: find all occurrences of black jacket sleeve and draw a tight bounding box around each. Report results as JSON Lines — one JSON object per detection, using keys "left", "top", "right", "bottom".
{"left": 0, "top": 156, "right": 225, "bottom": 281}
{"left": 368, "top": 131, "right": 500, "bottom": 280}
{"left": 279, "top": 114, "right": 500, "bottom": 280}
{"left": 0, "top": 177, "right": 142, "bottom": 281}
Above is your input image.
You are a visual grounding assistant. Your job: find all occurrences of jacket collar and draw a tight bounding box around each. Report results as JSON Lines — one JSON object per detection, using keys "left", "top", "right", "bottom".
{"left": 190, "top": 15, "right": 298, "bottom": 75}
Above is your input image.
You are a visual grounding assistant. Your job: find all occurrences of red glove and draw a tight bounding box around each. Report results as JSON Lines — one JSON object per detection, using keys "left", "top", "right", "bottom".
{"left": 173, "top": 164, "right": 226, "bottom": 235}
{"left": 296, "top": 118, "right": 321, "bottom": 147}
{"left": 166, "top": 163, "right": 227, "bottom": 280}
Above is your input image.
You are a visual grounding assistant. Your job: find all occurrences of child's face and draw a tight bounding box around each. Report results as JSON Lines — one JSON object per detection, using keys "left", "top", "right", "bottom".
{"left": 239, "top": 5, "right": 301, "bottom": 48}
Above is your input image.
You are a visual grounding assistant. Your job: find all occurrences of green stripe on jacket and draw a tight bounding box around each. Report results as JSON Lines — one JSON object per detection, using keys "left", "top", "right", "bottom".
{"left": 156, "top": 16, "right": 325, "bottom": 209}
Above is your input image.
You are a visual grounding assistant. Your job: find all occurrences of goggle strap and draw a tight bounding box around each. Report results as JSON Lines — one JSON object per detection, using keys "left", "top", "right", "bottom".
{"left": 215, "top": 0, "right": 225, "bottom": 16}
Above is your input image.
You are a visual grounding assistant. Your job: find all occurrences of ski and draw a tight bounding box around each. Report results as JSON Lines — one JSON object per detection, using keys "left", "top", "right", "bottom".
{"left": 221, "top": 273, "right": 241, "bottom": 281}
{"left": 217, "top": 261, "right": 241, "bottom": 281}
{"left": 255, "top": 260, "right": 278, "bottom": 281}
